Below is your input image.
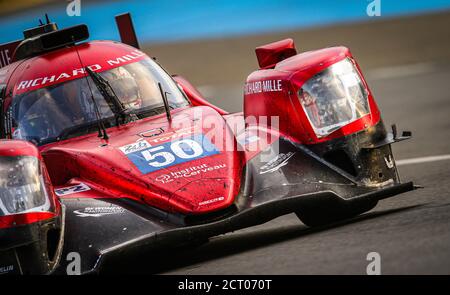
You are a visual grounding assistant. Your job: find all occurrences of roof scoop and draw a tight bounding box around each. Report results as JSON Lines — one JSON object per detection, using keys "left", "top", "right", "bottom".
{"left": 14, "top": 24, "right": 89, "bottom": 61}
{"left": 23, "top": 14, "right": 58, "bottom": 39}
{"left": 23, "top": 23, "right": 58, "bottom": 39}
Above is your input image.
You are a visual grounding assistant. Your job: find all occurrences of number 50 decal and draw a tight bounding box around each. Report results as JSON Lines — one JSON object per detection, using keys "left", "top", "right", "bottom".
{"left": 126, "top": 134, "right": 220, "bottom": 174}
{"left": 142, "top": 139, "right": 203, "bottom": 168}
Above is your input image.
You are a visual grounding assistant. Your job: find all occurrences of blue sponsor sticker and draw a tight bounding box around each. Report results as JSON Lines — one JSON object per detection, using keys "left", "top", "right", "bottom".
{"left": 125, "top": 133, "right": 220, "bottom": 174}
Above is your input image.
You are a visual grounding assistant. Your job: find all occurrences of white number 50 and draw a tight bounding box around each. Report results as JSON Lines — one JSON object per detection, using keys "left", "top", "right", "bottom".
{"left": 141, "top": 139, "right": 203, "bottom": 168}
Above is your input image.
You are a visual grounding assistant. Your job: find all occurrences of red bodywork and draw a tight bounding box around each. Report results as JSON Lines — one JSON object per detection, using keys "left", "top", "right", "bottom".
{"left": 0, "top": 37, "right": 377, "bottom": 227}
{"left": 245, "top": 45, "right": 381, "bottom": 144}
{"left": 0, "top": 140, "right": 60, "bottom": 228}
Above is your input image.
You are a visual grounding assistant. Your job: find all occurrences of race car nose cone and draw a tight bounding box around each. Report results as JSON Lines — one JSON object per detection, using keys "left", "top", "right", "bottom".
{"left": 169, "top": 178, "right": 236, "bottom": 214}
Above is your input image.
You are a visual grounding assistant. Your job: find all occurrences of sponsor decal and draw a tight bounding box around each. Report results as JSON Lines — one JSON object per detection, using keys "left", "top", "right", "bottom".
{"left": 55, "top": 183, "right": 90, "bottom": 196}
{"left": 155, "top": 163, "right": 227, "bottom": 184}
{"left": 199, "top": 197, "right": 225, "bottom": 206}
{"left": 244, "top": 79, "right": 283, "bottom": 95}
{"left": 384, "top": 155, "right": 394, "bottom": 169}
{"left": 146, "top": 126, "right": 196, "bottom": 145}
{"left": 0, "top": 265, "right": 14, "bottom": 274}
{"left": 106, "top": 50, "right": 146, "bottom": 67}
{"left": 73, "top": 206, "right": 125, "bottom": 218}
{"left": 0, "top": 40, "right": 19, "bottom": 68}
{"left": 16, "top": 64, "right": 102, "bottom": 91}
{"left": 125, "top": 133, "right": 220, "bottom": 175}
{"left": 15, "top": 49, "right": 146, "bottom": 93}
{"left": 139, "top": 128, "right": 165, "bottom": 138}
{"left": 0, "top": 49, "right": 12, "bottom": 68}
{"left": 119, "top": 140, "right": 151, "bottom": 155}
{"left": 260, "top": 152, "right": 295, "bottom": 174}
{"left": 119, "top": 127, "right": 195, "bottom": 154}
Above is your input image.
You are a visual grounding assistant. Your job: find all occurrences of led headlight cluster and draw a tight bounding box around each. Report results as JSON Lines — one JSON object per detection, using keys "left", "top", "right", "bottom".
{"left": 0, "top": 156, "right": 51, "bottom": 216}
{"left": 297, "top": 58, "right": 370, "bottom": 138}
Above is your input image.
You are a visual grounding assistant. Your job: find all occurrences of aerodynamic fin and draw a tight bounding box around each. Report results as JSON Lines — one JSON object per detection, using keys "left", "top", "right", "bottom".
{"left": 115, "top": 12, "right": 140, "bottom": 49}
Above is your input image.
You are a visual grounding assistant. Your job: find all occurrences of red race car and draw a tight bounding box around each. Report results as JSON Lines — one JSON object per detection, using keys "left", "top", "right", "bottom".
{"left": 0, "top": 13, "right": 415, "bottom": 274}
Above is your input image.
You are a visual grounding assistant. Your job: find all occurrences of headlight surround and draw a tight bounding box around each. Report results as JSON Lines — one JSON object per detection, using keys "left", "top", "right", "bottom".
{"left": 0, "top": 156, "right": 51, "bottom": 216}
{"left": 297, "top": 58, "right": 370, "bottom": 138}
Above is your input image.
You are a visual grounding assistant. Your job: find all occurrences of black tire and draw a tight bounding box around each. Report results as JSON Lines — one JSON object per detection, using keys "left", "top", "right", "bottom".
{"left": 1, "top": 216, "right": 64, "bottom": 274}
{"left": 295, "top": 199, "right": 378, "bottom": 227}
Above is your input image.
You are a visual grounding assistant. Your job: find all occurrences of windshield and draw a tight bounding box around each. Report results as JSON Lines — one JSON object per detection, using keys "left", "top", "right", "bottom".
{"left": 8, "top": 58, "right": 189, "bottom": 145}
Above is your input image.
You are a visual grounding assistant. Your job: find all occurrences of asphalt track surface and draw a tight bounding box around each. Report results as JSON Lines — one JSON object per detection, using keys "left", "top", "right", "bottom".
{"left": 135, "top": 13, "right": 450, "bottom": 275}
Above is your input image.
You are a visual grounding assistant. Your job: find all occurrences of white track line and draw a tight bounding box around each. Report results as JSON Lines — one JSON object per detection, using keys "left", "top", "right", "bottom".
{"left": 396, "top": 154, "right": 450, "bottom": 166}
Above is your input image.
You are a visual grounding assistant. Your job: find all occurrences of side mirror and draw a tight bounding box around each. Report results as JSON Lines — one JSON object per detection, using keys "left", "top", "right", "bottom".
{"left": 255, "top": 38, "right": 297, "bottom": 69}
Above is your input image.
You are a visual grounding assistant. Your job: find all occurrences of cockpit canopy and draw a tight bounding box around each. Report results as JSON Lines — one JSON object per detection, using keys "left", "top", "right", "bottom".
{"left": 5, "top": 52, "right": 189, "bottom": 146}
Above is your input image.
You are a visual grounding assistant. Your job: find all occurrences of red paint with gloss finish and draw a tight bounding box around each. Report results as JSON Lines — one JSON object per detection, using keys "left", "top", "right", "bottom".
{"left": 0, "top": 140, "right": 41, "bottom": 157}
{"left": 4, "top": 41, "right": 147, "bottom": 101}
{"left": 0, "top": 141, "right": 60, "bottom": 228}
{"left": 244, "top": 46, "right": 381, "bottom": 145}
{"left": 0, "top": 38, "right": 379, "bottom": 226}
{"left": 0, "top": 212, "right": 57, "bottom": 229}
{"left": 40, "top": 106, "right": 250, "bottom": 214}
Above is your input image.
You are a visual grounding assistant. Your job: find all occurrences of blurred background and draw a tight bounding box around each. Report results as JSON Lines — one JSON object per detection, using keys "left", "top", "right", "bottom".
{"left": 1, "top": 0, "right": 449, "bottom": 274}
{"left": 1, "top": 0, "right": 450, "bottom": 112}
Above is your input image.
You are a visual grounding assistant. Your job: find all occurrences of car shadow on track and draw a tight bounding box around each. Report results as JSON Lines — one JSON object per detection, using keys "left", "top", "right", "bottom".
{"left": 106, "top": 204, "right": 426, "bottom": 274}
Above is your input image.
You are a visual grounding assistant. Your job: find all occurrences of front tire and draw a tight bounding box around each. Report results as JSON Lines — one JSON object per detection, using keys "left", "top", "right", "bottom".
{"left": 295, "top": 199, "right": 378, "bottom": 227}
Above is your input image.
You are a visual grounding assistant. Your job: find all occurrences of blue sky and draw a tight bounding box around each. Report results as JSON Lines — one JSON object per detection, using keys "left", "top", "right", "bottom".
{"left": 1, "top": 0, "right": 450, "bottom": 44}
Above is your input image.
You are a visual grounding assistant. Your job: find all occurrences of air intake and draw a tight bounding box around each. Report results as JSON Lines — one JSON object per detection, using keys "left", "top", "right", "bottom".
{"left": 13, "top": 24, "right": 89, "bottom": 61}
{"left": 23, "top": 23, "right": 58, "bottom": 39}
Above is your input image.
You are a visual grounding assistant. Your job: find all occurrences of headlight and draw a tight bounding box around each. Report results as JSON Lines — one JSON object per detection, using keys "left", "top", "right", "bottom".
{"left": 297, "top": 58, "right": 370, "bottom": 138}
{"left": 0, "top": 156, "right": 51, "bottom": 216}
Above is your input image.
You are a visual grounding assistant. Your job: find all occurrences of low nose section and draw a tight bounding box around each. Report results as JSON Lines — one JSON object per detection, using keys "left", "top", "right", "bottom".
{"left": 170, "top": 178, "right": 236, "bottom": 214}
